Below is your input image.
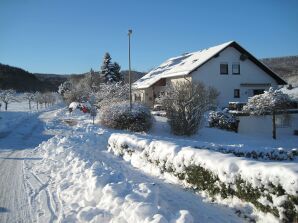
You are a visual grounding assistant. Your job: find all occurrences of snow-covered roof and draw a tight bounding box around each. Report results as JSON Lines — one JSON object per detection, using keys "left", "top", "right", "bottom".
{"left": 133, "top": 41, "right": 234, "bottom": 89}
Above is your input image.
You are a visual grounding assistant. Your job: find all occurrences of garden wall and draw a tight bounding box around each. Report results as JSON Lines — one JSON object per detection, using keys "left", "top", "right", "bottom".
{"left": 238, "top": 113, "right": 298, "bottom": 137}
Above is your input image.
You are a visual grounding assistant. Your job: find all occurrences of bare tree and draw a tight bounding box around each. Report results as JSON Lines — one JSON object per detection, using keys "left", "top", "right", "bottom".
{"left": 33, "top": 92, "right": 42, "bottom": 110}
{"left": 158, "top": 81, "right": 219, "bottom": 135}
{"left": 23, "top": 92, "right": 35, "bottom": 110}
{"left": 0, "top": 89, "right": 17, "bottom": 110}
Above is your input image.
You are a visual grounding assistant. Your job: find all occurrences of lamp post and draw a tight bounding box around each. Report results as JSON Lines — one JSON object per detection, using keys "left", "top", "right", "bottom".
{"left": 128, "top": 29, "right": 132, "bottom": 110}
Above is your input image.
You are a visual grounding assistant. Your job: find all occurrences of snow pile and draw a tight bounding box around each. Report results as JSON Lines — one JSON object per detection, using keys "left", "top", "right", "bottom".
{"left": 69, "top": 102, "right": 80, "bottom": 110}
{"left": 108, "top": 133, "right": 298, "bottom": 222}
{"left": 35, "top": 128, "right": 194, "bottom": 223}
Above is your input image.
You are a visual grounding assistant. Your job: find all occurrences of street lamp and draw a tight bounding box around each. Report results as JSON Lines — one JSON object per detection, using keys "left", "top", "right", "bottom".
{"left": 128, "top": 29, "right": 132, "bottom": 110}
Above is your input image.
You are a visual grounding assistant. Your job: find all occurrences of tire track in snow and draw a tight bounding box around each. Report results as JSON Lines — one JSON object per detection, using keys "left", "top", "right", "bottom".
{"left": 24, "top": 156, "right": 60, "bottom": 223}
{"left": 0, "top": 108, "right": 59, "bottom": 223}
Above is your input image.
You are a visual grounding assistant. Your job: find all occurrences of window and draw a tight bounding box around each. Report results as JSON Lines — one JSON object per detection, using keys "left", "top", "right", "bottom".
{"left": 234, "top": 89, "right": 240, "bottom": 98}
{"left": 253, "top": 89, "right": 265, "bottom": 96}
{"left": 232, "top": 63, "right": 240, "bottom": 74}
{"left": 134, "top": 94, "right": 141, "bottom": 102}
{"left": 220, "top": 63, "right": 228, "bottom": 74}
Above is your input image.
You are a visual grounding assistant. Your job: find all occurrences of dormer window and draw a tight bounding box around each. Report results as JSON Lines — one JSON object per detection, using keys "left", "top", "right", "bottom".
{"left": 232, "top": 63, "right": 240, "bottom": 74}
{"left": 220, "top": 63, "right": 228, "bottom": 74}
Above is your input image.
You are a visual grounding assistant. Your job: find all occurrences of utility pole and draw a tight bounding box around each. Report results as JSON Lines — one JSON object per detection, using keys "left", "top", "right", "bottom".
{"left": 128, "top": 29, "right": 132, "bottom": 110}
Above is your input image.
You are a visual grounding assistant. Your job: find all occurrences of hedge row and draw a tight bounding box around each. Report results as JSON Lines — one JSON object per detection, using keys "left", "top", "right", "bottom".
{"left": 108, "top": 135, "right": 298, "bottom": 222}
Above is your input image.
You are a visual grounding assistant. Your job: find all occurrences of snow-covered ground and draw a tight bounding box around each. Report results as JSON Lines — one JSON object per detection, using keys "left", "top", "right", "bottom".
{"left": 0, "top": 102, "right": 297, "bottom": 222}
{"left": 0, "top": 103, "right": 244, "bottom": 222}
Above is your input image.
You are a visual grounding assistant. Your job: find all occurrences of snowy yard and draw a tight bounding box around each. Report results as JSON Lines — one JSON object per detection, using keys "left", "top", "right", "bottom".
{"left": 0, "top": 102, "right": 297, "bottom": 222}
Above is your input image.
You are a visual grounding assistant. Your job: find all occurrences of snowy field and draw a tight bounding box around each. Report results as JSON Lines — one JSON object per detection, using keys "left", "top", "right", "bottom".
{"left": 0, "top": 101, "right": 297, "bottom": 222}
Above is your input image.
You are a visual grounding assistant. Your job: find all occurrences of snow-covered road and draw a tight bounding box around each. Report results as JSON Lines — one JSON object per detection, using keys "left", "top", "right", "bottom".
{"left": 0, "top": 109, "right": 54, "bottom": 223}
{"left": 0, "top": 150, "right": 32, "bottom": 223}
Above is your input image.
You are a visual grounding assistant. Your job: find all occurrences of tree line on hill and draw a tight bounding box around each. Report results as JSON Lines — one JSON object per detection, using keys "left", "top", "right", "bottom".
{"left": 261, "top": 55, "right": 298, "bottom": 86}
{"left": 0, "top": 63, "right": 68, "bottom": 92}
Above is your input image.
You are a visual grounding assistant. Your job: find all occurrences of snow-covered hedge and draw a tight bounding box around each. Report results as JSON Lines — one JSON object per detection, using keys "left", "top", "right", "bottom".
{"left": 108, "top": 133, "right": 298, "bottom": 222}
{"left": 100, "top": 102, "right": 153, "bottom": 132}
{"left": 208, "top": 110, "right": 239, "bottom": 132}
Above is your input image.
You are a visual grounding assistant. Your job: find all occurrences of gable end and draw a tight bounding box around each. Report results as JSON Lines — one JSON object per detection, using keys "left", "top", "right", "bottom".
{"left": 189, "top": 41, "right": 287, "bottom": 85}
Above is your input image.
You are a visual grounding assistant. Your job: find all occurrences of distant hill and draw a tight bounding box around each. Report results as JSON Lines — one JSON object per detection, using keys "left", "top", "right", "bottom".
{"left": 121, "top": 70, "right": 146, "bottom": 83}
{"left": 0, "top": 63, "right": 67, "bottom": 92}
{"left": 261, "top": 56, "right": 298, "bottom": 86}
{"left": 34, "top": 73, "right": 68, "bottom": 90}
{"left": 81, "top": 70, "right": 146, "bottom": 83}
{"left": 0, "top": 63, "right": 146, "bottom": 93}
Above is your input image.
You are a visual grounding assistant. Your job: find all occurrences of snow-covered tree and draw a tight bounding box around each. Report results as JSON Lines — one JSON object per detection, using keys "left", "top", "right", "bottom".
{"left": 93, "top": 82, "right": 129, "bottom": 108}
{"left": 101, "top": 52, "right": 122, "bottom": 83}
{"left": 58, "top": 79, "right": 87, "bottom": 104}
{"left": 158, "top": 81, "right": 219, "bottom": 135}
{"left": 58, "top": 81, "right": 73, "bottom": 96}
{"left": 33, "top": 91, "right": 41, "bottom": 110}
{"left": 0, "top": 89, "right": 17, "bottom": 110}
{"left": 23, "top": 92, "right": 35, "bottom": 110}
{"left": 243, "top": 88, "right": 294, "bottom": 139}
{"left": 111, "top": 62, "right": 122, "bottom": 82}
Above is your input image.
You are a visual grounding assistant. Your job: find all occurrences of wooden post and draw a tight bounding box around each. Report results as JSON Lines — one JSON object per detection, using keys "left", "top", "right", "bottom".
{"left": 272, "top": 110, "right": 276, "bottom": 139}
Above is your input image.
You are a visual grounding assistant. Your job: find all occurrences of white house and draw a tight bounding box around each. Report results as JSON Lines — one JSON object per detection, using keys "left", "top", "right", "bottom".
{"left": 132, "top": 41, "right": 286, "bottom": 108}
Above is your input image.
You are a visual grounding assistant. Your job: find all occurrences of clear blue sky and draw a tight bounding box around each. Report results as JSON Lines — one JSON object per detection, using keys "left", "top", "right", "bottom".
{"left": 1, "top": 0, "right": 297, "bottom": 74}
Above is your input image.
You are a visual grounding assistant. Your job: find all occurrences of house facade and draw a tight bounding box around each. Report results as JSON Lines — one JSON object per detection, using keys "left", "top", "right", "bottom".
{"left": 132, "top": 41, "right": 286, "bottom": 108}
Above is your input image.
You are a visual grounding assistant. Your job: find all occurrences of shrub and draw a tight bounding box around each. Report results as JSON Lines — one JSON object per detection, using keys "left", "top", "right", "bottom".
{"left": 208, "top": 110, "right": 239, "bottom": 132}
{"left": 159, "top": 81, "right": 219, "bottom": 136}
{"left": 100, "top": 102, "right": 152, "bottom": 132}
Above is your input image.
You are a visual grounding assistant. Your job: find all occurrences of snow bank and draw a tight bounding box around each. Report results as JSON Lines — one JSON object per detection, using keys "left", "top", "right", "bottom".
{"left": 108, "top": 133, "right": 298, "bottom": 222}
{"left": 36, "top": 130, "right": 194, "bottom": 223}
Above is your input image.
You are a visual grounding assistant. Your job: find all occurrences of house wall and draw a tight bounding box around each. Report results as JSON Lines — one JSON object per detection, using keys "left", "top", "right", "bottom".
{"left": 132, "top": 88, "right": 154, "bottom": 107}
{"left": 238, "top": 113, "right": 298, "bottom": 138}
{"left": 191, "top": 46, "right": 279, "bottom": 107}
{"left": 133, "top": 77, "right": 192, "bottom": 107}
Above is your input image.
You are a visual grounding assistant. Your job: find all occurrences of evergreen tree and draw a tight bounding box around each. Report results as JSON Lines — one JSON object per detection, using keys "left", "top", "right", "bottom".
{"left": 111, "top": 62, "right": 122, "bottom": 82}
{"left": 100, "top": 52, "right": 122, "bottom": 83}
{"left": 101, "top": 52, "right": 113, "bottom": 83}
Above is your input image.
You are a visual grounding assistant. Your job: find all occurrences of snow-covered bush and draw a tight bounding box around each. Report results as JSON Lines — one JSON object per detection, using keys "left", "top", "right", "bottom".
{"left": 100, "top": 102, "right": 152, "bottom": 132}
{"left": 159, "top": 81, "right": 219, "bottom": 136}
{"left": 108, "top": 134, "right": 298, "bottom": 222}
{"left": 243, "top": 88, "right": 294, "bottom": 115}
{"left": 208, "top": 110, "right": 239, "bottom": 132}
